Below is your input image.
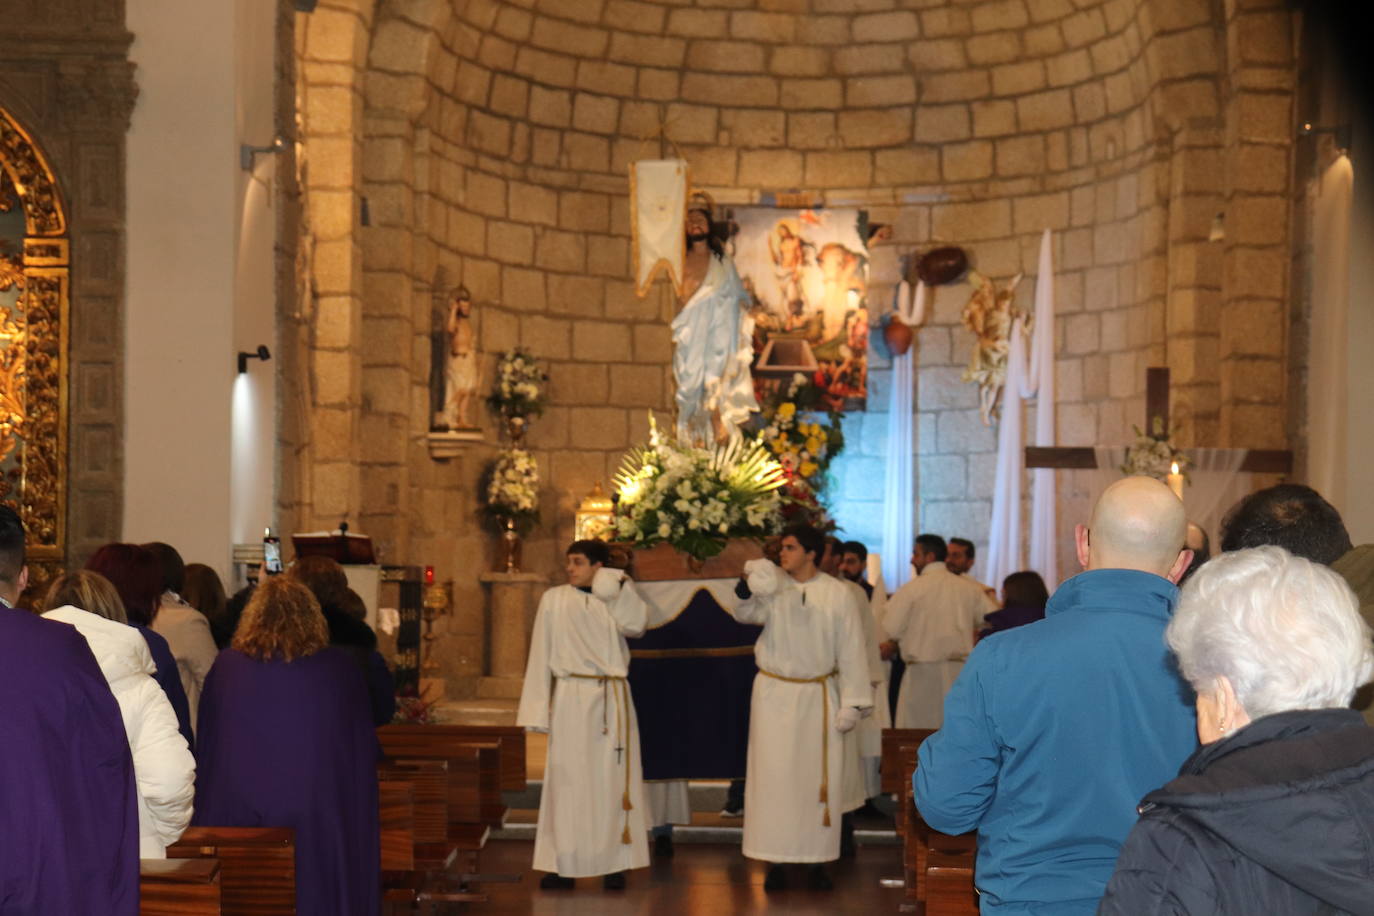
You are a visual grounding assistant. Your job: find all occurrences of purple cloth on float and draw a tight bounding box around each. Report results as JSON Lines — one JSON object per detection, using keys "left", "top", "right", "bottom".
{"left": 193, "top": 647, "right": 381, "bottom": 916}
{"left": 0, "top": 605, "right": 138, "bottom": 915}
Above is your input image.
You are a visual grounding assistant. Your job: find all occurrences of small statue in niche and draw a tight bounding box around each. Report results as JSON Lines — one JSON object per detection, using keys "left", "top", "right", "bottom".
{"left": 441, "top": 286, "right": 478, "bottom": 430}
{"left": 961, "top": 270, "right": 1023, "bottom": 425}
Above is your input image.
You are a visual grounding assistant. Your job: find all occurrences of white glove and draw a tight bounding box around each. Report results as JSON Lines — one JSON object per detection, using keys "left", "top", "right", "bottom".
{"left": 743, "top": 558, "right": 780, "bottom": 597}
{"left": 591, "top": 567, "right": 626, "bottom": 602}
{"left": 834, "top": 706, "right": 861, "bottom": 734}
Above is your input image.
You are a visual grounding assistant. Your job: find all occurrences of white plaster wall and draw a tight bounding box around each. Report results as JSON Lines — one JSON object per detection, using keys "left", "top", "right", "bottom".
{"left": 126, "top": 0, "right": 278, "bottom": 579}
{"left": 231, "top": 0, "right": 280, "bottom": 552}
{"left": 1344, "top": 133, "right": 1374, "bottom": 545}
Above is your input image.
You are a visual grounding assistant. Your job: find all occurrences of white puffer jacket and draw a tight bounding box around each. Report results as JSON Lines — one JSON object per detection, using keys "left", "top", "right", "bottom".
{"left": 43, "top": 605, "right": 196, "bottom": 857}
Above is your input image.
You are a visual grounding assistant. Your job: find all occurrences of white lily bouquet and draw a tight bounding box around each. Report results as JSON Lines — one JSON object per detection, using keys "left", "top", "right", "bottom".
{"left": 484, "top": 447, "right": 540, "bottom": 534}
{"left": 1120, "top": 425, "right": 1189, "bottom": 482}
{"left": 486, "top": 348, "right": 547, "bottom": 420}
{"left": 612, "top": 416, "right": 786, "bottom": 561}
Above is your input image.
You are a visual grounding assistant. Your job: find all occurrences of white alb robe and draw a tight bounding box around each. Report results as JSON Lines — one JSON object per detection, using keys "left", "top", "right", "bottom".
{"left": 839, "top": 578, "right": 883, "bottom": 813}
{"left": 884, "top": 562, "right": 997, "bottom": 729}
{"left": 516, "top": 582, "right": 651, "bottom": 877}
{"left": 737, "top": 572, "right": 871, "bottom": 863}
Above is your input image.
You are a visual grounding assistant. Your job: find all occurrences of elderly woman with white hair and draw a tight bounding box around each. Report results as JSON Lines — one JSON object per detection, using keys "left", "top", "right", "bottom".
{"left": 1099, "top": 546, "right": 1374, "bottom": 914}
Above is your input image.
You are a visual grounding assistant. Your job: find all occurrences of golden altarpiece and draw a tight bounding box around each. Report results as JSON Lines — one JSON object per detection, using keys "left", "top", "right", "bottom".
{"left": 0, "top": 105, "right": 68, "bottom": 584}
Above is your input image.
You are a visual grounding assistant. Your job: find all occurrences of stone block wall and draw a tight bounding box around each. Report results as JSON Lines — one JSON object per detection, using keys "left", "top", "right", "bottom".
{"left": 292, "top": 0, "right": 1297, "bottom": 694}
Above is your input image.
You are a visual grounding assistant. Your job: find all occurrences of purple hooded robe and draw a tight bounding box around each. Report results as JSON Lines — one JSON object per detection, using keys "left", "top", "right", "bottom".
{"left": 0, "top": 605, "right": 139, "bottom": 915}
{"left": 193, "top": 647, "right": 380, "bottom": 915}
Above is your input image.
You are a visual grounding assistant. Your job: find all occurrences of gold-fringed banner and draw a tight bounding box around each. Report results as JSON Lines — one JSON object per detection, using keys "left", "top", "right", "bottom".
{"left": 629, "top": 159, "right": 687, "bottom": 299}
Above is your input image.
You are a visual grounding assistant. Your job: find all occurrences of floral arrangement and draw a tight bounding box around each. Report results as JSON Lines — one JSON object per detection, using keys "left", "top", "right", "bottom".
{"left": 754, "top": 373, "right": 846, "bottom": 528}
{"left": 612, "top": 416, "right": 786, "bottom": 561}
{"left": 483, "top": 447, "right": 540, "bottom": 534}
{"left": 392, "top": 686, "right": 441, "bottom": 725}
{"left": 486, "top": 348, "right": 547, "bottom": 420}
{"left": 1120, "top": 425, "right": 1190, "bottom": 481}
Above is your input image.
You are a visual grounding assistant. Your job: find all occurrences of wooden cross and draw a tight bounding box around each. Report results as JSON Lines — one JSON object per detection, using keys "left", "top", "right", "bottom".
{"left": 1025, "top": 367, "right": 1293, "bottom": 474}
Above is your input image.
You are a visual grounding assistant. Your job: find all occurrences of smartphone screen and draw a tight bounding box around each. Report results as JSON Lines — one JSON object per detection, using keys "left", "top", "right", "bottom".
{"left": 263, "top": 538, "right": 283, "bottom": 574}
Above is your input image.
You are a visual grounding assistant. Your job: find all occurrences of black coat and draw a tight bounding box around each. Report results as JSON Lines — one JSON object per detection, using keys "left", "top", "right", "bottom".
{"left": 1098, "top": 708, "right": 1374, "bottom": 915}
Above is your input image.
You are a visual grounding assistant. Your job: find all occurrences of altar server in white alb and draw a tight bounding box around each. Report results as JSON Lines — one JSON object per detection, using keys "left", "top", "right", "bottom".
{"left": 735, "top": 524, "right": 872, "bottom": 891}
{"left": 516, "top": 539, "right": 651, "bottom": 890}
{"left": 882, "top": 533, "right": 997, "bottom": 729}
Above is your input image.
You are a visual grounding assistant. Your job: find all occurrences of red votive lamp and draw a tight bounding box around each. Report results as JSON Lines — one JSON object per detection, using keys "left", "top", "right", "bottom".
{"left": 424, "top": 565, "right": 435, "bottom": 585}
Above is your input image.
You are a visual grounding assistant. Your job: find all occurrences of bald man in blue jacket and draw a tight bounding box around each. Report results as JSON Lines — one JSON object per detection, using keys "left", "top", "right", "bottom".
{"left": 913, "top": 477, "right": 1198, "bottom": 915}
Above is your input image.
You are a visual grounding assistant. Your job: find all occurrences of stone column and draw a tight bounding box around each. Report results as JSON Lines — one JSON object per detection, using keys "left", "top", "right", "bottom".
{"left": 478, "top": 572, "right": 547, "bottom": 700}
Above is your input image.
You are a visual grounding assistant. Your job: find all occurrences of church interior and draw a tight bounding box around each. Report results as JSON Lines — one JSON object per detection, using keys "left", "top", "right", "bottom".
{"left": 4, "top": 0, "right": 1373, "bottom": 910}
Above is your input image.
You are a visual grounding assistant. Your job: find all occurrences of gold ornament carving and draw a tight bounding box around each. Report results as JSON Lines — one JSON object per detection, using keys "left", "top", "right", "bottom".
{"left": 0, "top": 106, "right": 69, "bottom": 563}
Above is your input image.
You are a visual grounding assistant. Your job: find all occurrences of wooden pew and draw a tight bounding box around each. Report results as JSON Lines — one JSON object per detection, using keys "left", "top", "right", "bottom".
{"left": 376, "top": 727, "right": 508, "bottom": 829}
{"left": 139, "top": 857, "right": 221, "bottom": 915}
{"left": 377, "top": 763, "right": 488, "bottom": 913}
{"left": 165, "top": 827, "right": 295, "bottom": 915}
{"left": 379, "top": 780, "right": 417, "bottom": 871}
{"left": 882, "top": 728, "right": 978, "bottom": 915}
{"left": 378, "top": 724, "right": 526, "bottom": 793}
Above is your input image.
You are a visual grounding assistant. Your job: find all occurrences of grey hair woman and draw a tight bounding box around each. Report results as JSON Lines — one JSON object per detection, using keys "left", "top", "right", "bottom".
{"left": 1099, "top": 546, "right": 1374, "bottom": 914}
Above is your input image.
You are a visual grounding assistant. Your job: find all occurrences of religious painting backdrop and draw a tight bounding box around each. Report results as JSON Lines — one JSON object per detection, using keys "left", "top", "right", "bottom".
{"left": 731, "top": 207, "right": 870, "bottom": 412}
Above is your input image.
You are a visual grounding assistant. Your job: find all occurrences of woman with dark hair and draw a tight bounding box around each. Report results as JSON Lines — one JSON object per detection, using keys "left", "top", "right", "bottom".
{"left": 87, "top": 543, "right": 194, "bottom": 749}
{"left": 182, "top": 563, "right": 231, "bottom": 649}
{"left": 193, "top": 575, "right": 379, "bottom": 915}
{"left": 288, "top": 555, "right": 396, "bottom": 726}
{"left": 978, "top": 571, "right": 1050, "bottom": 640}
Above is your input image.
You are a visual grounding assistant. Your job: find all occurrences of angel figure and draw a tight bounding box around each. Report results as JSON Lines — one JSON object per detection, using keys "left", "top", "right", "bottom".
{"left": 960, "top": 270, "right": 1023, "bottom": 425}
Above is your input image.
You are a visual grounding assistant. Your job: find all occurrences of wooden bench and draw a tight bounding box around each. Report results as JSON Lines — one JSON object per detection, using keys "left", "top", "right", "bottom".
{"left": 376, "top": 727, "right": 512, "bottom": 829}
{"left": 882, "top": 728, "right": 977, "bottom": 915}
{"left": 139, "top": 857, "right": 221, "bottom": 915}
{"left": 378, "top": 724, "right": 526, "bottom": 793}
{"left": 165, "top": 827, "right": 295, "bottom": 915}
{"left": 378, "top": 762, "right": 490, "bottom": 913}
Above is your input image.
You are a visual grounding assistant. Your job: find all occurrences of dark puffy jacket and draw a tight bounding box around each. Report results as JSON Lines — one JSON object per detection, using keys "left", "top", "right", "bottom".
{"left": 1098, "top": 708, "right": 1374, "bottom": 915}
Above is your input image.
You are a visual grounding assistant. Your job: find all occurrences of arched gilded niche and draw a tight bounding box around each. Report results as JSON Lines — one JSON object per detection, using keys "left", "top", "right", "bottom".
{"left": 0, "top": 105, "right": 68, "bottom": 579}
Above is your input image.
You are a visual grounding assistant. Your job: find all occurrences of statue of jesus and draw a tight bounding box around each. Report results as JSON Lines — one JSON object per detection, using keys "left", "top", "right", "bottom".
{"left": 671, "top": 193, "right": 757, "bottom": 445}
{"left": 442, "top": 286, "right": 478, "bottom": 430}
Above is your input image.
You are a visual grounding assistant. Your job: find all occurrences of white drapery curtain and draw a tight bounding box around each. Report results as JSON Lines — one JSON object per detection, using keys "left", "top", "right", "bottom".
{"left": 1307, "top": 154, "right": 1353, "bottom": 509}
{"left": 986, "top": 230, "right": 1058, "bottom": 590}
{"left": 881, "top": 280, "right": 925, "bottom": 594}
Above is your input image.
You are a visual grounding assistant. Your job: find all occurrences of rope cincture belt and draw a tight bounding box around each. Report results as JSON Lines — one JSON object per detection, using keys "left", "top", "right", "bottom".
{"left": 565, "top": 673, "right": 634, "bottom": 844}
{"left": 757, "top": 667, "right": 839, "bottom": 828}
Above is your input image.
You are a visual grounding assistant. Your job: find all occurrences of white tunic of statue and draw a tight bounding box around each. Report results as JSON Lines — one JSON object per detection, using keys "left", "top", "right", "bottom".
{"left": 736, "top": 564, "right": 871, "bottom": 863}
{"left": 883, "top": 561, "right": 997, "bottom": 729}
{"left": 671, "top": 252, "right": 758, "bottom": 442}
{"left": 516, "top": 570, "right": 651, "bottom": 877}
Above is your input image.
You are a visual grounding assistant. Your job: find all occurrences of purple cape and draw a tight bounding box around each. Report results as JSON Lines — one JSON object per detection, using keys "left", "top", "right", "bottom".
{"left": 134, "top": 623, "right": 195, "bottom": 751}
{"left": 0, "top": 606, "right": 138, "bottom": 915}
{"left": 193, "top": 647, "right": 380, "bottom": 915}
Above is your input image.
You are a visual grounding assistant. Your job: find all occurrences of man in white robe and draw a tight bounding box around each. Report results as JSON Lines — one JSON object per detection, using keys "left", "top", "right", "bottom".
{"left": 516, "top": 540, "right": 651, "bottom": 889}
{"left": 839, "top": 541, "right": 889, "bottom": 803}
{"left": 735, "top": 525, "right": 872, "bottom": 891}
{"left": 882, "top": 534, "right": 997, "bottom": 729}
{"left": 947, "top": 536, "right": 998, "bottom": 600}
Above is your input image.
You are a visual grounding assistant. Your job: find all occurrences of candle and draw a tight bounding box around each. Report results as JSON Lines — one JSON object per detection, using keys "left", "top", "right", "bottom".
{"left": 1167, "top": 461, "right": 1184, "bottom": 500}
{"left": 424, "top": 565, "right": 435, "bottom": 585}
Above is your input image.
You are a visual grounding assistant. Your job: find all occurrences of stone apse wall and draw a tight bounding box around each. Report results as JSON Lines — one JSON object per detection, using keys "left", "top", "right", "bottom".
{"left": 292, "top": 0, "right": 1296, "bottom": 695}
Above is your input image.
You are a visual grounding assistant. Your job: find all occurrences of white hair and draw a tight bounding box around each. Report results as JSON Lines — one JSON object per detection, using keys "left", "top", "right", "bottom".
{"left": 1167, "top": 546, "right": 1374, "bottom": 719}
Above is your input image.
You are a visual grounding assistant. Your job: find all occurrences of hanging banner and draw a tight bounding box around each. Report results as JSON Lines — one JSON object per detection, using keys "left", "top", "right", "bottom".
{"left": 629, "top": 159, "right": 688, "bottom": 298}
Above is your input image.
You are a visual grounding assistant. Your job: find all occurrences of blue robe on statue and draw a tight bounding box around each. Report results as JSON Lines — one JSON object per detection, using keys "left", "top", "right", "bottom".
{"left": 0, "top": 605, "right": 139, "bottom": 915}
{"left": 193, "top": 647, "right": 381, "bottom": 915}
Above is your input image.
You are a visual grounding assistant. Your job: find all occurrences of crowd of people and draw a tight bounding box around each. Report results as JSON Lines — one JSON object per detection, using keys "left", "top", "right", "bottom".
{"left": 0, "top": 520, "right": 394, "bottom": 915}
{"left": 4, "top": 476, "right": 1372, "bottom": 913}
{"left": 519, "top": 480, "right": 1374, "bottom": 913}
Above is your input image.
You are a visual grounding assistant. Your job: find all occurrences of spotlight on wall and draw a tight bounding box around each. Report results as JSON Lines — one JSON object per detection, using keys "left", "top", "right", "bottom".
{"left": 237, "top": 345, "right": 271, "bottom": 374}
{"left": 239, "top": 136, "right": 286, "bottom": 172}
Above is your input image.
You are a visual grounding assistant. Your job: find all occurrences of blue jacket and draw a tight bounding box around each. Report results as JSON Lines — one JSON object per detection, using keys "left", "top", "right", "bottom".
{"left": 913, "top": 569, "right": 1198, "bottom": 915}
